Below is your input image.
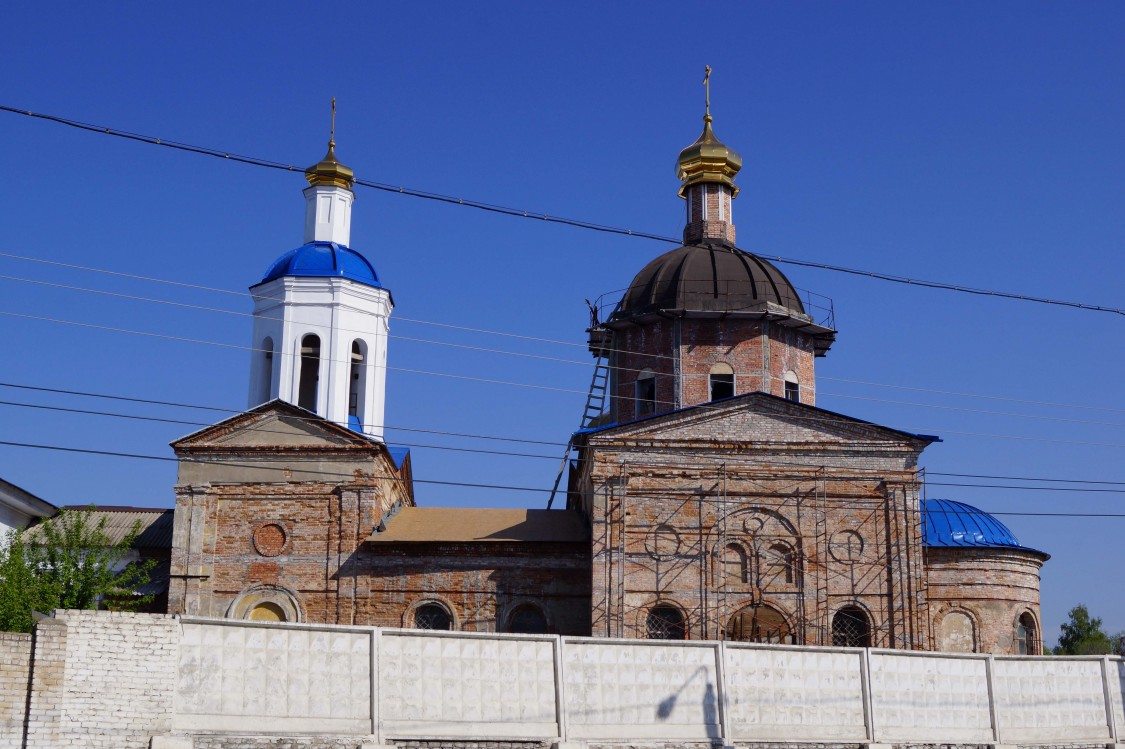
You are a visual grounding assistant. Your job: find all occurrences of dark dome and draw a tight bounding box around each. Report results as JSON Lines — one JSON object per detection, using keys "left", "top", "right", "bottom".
{"left": 612, "top": 242, "right": 806, "bottom": 320}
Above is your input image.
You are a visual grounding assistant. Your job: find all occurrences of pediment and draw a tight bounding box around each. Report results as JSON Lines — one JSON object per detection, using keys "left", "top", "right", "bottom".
{"left": 583, "top": 392, "right": 934, "bottom": 448}
{"left": 171, "top": 400, "right": 377, "bottom": 451}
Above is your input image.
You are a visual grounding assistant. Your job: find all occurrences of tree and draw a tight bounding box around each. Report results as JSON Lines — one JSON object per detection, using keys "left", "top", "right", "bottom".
{"left": 1056, "top": 604, "right": 1114, "bottom": 655}
{"left": 0, "top": 507, "right": 155, "bottom": 633}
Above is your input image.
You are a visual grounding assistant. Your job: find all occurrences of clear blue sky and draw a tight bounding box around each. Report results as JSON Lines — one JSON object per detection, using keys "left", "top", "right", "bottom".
{"left": 1, "top": 2, "right": 1122, "bottom": 645}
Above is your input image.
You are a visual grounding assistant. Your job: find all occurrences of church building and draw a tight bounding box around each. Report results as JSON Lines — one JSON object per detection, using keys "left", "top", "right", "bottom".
{"left": 167, "top": 96, "right": 1048, "bottom": 655}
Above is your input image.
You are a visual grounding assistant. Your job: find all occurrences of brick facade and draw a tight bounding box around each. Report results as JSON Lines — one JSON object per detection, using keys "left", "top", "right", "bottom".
{"left": 612, "top": 317, "right": 817, "bottom": 419}
{"left": 168, "top": 401, "right": 591, "bottom": 634}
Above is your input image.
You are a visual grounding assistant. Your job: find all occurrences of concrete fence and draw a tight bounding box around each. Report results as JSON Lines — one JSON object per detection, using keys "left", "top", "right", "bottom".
{"left": 1, "top": 610, "right": 1124, "bottom": 748}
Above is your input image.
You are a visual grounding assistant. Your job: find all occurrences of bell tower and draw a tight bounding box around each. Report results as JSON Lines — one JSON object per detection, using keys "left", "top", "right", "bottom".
{"left": 247, "top": 102, "right": 393, "bottom": 440}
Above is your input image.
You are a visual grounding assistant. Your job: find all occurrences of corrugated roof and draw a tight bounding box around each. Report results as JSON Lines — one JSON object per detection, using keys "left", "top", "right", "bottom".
{"left": 922, "top": 498, "right": 1044, "bottom": 555}
{"left": 41, "top": 507, "right": 175, "bottom": 549}
{"left": 368, "top": 507, "right": 588, "bottom": 544}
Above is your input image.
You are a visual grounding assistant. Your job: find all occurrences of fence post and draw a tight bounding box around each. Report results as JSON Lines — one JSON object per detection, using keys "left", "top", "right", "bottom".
{"left": 715, "top": 641, "right": 732, "bottom": 746}
{"left": 552, "top": 636, "right": 568, "bottom": 743}
{"left": 985, "top": 655, "right": 1002, "bottom": 745}
{"left": 1101, "top": 656, "right": 1119, "bottom": 743}
{"left": 861, "top": 648, "right": 876, "bottom": 744}
{"left": 371, "top": 627, "right": 381, "bottom": 745}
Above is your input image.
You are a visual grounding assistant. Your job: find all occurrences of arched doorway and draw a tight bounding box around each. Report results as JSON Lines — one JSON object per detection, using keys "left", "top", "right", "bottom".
{"left": 832, "top": 606, "right": 871, "bottom": 647}
{"left": 725, "top": 604, "right": 793, "bottom": 644}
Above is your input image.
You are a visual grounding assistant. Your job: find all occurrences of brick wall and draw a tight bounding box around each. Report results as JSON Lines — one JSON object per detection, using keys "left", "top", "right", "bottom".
{"left": 612, "top": 317, "right": 817, "bottom": 422}
{"left": 926, "top": 546, "right": 1047, "bottom": 654}
{"left": 23, "top": 610, "right": 180, "bottom": 749}
{"left": 0, "top": 631, "right": 31, "bottom": 749}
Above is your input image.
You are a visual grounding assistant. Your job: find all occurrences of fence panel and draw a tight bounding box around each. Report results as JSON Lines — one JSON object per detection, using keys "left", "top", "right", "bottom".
{"left": 868, "top": 650, "right": 994, "bottom": 743}
{"left": 174, "top": 619, "right": 372, "bottom": 734}
{"left": 723, "top": 643, "right": 869, "bottom": 742}
{"left": 992, "top": 656, "right": 1113, "bottom": 743}
{"left": 378, "top": 629, "right": 558, "bottom": 739}
{"left": 561, "top": 638, "right": 721, "bottom": 741}
{"left": 1111, "top": 658, "right": 1125, "bottom": 742}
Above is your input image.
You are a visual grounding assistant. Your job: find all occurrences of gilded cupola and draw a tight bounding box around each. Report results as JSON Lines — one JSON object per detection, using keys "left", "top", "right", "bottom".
{"left": 676, "top": 66, "right": 742, "bottom": 197}
{"left": 305, "top": 98, "right": 355, "bottom": 189}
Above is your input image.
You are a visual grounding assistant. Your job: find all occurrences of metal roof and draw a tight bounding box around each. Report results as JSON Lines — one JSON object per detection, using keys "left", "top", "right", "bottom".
{"left": 258, "top": 241, "right": 380, "bottom": 287}
{"left": 613, "top": 242, "right": 804, "bottom": 317}
{"left": 52, "top": 506, "right": 174, "bottom": 549}
{"left": 922, "top": 498, "right": 1042, "bottom": 553}
{"left": 368, "top": 507, "right": 588, "bottom": 544}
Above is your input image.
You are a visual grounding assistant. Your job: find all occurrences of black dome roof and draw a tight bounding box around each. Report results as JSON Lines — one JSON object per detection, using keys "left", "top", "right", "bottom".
{"left": 612, "top": 242, "right": 806, "bottom": 320}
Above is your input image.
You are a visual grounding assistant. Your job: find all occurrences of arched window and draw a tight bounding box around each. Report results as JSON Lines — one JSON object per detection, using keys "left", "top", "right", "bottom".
{"left": 722, "top": 544, "right": 747, "bottom": 584}
{"left": 635, "top": 370, "right": 656, "bottom": 418}
{"left": 348, "top": 339, "right": 367, "bottom": 431}
{"left": 248, "top": 601, "right": 286, "bottom": 622}
{"left": 784, "top": 370, "right": 800, "bottom": 403}
{"left": 726, "top": 604, "right": 793, "bottom": 644}
{"left": 507, "top": 604, "right": 549, "bottom": 634}
{"left": 413, "top": 602, "right": 453, "bottom": 631}
{"left": 297, "top": 334, "right": 321, "bottom": 412}
{"left": 1015, "top": 612, "right": 1038, "bottom": 655}
{"left": 709, "top": 363, "right": 735, "bottom": 401}
{"left": 765, "top": 543, "right": 795, "bottom": 585}
{"left": 646, "top": 605, "right": 686, "bottom": 640}
{"left": 254, "top": 336, "right": 274, "bottom": 405}
{"left": 832, "top": 606, "right": 871, "bottom": 648}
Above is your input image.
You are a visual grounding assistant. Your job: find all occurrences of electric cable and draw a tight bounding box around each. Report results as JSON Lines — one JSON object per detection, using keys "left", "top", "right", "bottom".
{"left": 1, "top": 104, "right": 1121, "bottom": 317}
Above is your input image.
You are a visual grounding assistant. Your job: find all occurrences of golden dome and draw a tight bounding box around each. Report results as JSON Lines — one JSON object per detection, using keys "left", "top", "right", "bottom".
{"left": 676, "top": 114, "right": 742, "bottom": 198}
{"left": 305, "top": 139, "right": 355, "bottom": 189}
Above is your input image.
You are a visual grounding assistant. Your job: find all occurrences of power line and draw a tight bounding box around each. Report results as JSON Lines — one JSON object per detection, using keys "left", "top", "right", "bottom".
{"left": 5, "top": 249, "right": 1124, "bottom": 422}
{"left": 1, "top": 437, "right": 1121, "bottom": 519}
{"left": 2, "top": 103, "right": 1122, "bottom": 318}
{"left": 5, "top": 270, "right": 1125, "bottom": 432}
{"left": 9, "top": 303, "right": 1125, "bottom": 447}
{"left": 3, "top": 390, "right": 1125, "bottom": 494}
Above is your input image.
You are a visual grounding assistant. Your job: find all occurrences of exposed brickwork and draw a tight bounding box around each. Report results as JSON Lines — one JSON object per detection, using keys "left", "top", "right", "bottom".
{"left": 683, "top": 183, "right": 736, "bottom": 244}
{"left": 169, "top": 403, "right": 591, "bottom": 633}
{"left": 0, "top": 631, "right": 32, "bottom": 749}
{"left": 573, "top": 393, "right": 934, "bottom": 647}
{"left": 926, "top": 546, "right": 1047, "bottom": 654}
{"left": 612, "top": 317, "right": 816, "bottom": 422}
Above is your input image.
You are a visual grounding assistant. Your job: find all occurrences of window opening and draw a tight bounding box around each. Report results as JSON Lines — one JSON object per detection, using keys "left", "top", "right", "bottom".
{"left": 298, "top": 334, "right": 321, "bottom": 412}
{"left": 507, "top": 604, "right": 549, "bottom": 634}
{"left": 726, "top": 604, "right": 793, "bottom": 644}
{"left": 1016, "top": 612, "right": 1037, "bottom": 655}
{"left": 348, "top": 340, "right": 367, "bottom": 430}
{"left": 832, "top": 606, "right": 871, "bottom": 648}
{"left": 646, "top": 605, "right": 686, "bottom": 640}
{"left": 635, "top": 374, "right": 656, "bottom": 417}
{"left": 709, "top": 363, "right": 735, "bottom": 401}
{"left": 413, "top": 602, "right": 453, "bottom": 631}
{"left": 766, "top": 544, "right": 795, "bottom": 584}
{"left": 257, "top": 337, "right": 274, "bottom": 404}
{"left": 783, "top": 370, "right": 800, "bottom": 403}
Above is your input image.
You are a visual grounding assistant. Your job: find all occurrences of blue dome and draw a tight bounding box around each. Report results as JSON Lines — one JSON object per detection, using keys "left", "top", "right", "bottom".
{"left": 260, "top": 242, "right": 380, "bottom": 287}
{"left": 923, "top": 498, "right": 1029, "bottom": 550}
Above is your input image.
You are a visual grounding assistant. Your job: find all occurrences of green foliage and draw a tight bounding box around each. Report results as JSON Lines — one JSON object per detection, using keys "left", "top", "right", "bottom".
{"left": 0, "top": 507, "right": 156, "bottom": 633}
{"left": 1056, "top": 604, "right": 1114, "bottom": 655}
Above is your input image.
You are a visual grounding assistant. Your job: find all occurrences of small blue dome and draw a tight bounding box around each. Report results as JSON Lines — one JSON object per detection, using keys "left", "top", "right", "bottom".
{"left": 923, "top": 498, "right": 1027, "bottom": 549}
{"left": 260, "top": 242, "right": 380, "bottom": 287}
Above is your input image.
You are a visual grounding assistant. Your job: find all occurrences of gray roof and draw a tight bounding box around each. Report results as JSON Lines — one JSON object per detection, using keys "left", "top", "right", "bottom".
{"left": 49, "top": 506, "right": 174, "bottom": 549}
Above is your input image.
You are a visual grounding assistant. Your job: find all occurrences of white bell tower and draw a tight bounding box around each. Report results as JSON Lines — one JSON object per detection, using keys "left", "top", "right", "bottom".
{"left": 247, "top": 109, "right": 392, "bottom": 441}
